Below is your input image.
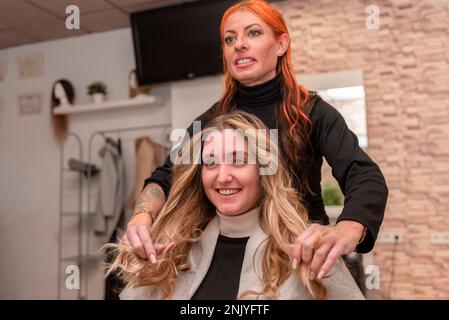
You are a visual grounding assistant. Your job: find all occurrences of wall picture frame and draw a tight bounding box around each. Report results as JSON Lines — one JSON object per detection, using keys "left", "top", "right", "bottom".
{"left": 18, "top": 93, "right": 43, "bottom": 116}
{"left": 17, "top": 53, "right": 44, "bottom": 79}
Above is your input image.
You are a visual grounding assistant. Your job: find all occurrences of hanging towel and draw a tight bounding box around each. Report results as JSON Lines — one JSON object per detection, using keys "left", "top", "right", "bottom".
{"left": 94, "top": 138, "right": 126, "bottom": 240}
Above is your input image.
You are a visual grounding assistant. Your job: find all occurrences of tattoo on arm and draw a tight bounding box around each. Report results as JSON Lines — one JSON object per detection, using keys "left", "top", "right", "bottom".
{"left": 143, "top": 184, "right": 165, "bottom": 201}
{"left": 133, "top": 184, "right": 165, "bottom": 219}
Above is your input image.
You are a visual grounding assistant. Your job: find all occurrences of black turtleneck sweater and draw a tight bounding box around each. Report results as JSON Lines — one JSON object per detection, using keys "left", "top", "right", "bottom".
{"left": 144, "top": 75, "right": 388, "bottom": 253}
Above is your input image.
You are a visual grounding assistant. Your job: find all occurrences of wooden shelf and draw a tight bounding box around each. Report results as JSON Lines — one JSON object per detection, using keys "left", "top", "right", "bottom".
{"left": 53, "top": 95, "right": 164, "bottom": 115}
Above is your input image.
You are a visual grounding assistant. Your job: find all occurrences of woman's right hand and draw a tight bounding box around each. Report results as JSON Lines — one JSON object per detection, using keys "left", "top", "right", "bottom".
{"left": 122, "top": 183, "right": 167, "bottom": 262}
{"left": 121, "top": 213, "right": 157, "bottom": 263}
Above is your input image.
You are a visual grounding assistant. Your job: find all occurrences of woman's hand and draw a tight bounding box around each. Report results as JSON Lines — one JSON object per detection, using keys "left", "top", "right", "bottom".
{"left": 121, "top": 213, "right": 158, "bottom": 263}
{"left": 121, "top": 183, "right": 167, "bottom": 262}
{"left": 289, "top": 220, "right": 365, "bottom": 279}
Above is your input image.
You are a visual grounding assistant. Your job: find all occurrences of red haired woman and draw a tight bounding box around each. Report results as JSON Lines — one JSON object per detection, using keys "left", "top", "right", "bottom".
{"left": 124, "top": 0, "right": 388, "bottom": 286}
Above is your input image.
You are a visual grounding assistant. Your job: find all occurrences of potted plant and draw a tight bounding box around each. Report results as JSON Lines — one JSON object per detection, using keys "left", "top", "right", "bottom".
{"left": 87, "top": 81, "right": 107, "bottom": 104}
{"left": 322, "top": 182, "right": 344, "bottom": 225}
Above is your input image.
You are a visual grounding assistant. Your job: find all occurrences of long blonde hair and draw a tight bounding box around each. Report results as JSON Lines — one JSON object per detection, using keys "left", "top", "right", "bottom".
{"left": 104, "top": 111, "right": 328, "bottom": 300}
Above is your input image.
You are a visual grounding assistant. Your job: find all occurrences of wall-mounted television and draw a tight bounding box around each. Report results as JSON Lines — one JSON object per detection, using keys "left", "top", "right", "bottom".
{"left": 130, "top": 0, "right": 237, "bottom": 85}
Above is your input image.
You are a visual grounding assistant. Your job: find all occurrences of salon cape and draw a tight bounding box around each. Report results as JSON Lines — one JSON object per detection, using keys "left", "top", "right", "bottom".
{"left": 119, "top": 216, "right": 365, "bottom": 300}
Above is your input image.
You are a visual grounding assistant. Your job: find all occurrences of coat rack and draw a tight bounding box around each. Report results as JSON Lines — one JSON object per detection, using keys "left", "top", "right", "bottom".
{"left": 57, "top": 123, "right": 171, "bottom": 300}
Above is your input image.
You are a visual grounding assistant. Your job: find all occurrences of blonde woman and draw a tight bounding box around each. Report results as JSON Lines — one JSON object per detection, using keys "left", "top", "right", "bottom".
{"left": 105, "top": 111, "right": 364, "bottom": 300}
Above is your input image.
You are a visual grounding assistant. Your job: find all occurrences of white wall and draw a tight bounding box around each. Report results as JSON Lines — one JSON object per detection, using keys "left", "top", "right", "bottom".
{"left": 0, "top": 28, "right": 177, "bottom": 299}
{"left": 171, "top": 75, "right": 223, "bottom": 130}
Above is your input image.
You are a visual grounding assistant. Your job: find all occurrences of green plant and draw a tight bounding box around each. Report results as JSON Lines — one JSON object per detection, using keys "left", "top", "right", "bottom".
{"left": 321, "top": 182, "right": 344, "bottom": 206}
{"left": 87, "top": 82, "right": 107, "bottom": 95}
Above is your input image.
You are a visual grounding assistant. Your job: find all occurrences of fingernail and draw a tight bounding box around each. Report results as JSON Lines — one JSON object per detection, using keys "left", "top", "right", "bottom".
{"left": 317, "top": 270, "right": 325, "bottom": 279}
{"left": 292, "top": 258, "right": 298, "bottom": 270}
{"left": 150, "top": 254, "right": 157, "bottom": 264}
{"left": 309, "top": 271, "right": 315, "bottom": 280}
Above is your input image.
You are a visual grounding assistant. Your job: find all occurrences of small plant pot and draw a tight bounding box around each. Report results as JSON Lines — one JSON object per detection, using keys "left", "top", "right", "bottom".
{"left": 91, "top": 93, "right": 105, "bottom": 104}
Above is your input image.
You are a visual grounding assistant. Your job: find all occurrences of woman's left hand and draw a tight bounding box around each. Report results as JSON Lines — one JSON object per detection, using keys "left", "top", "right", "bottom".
{"left": 289, "top": 220, "right": 365, "bottom": 280}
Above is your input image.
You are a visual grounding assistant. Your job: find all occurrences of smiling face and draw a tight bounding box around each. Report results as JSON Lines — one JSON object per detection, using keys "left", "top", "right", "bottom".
{"left": 222, "top": 10, "right": 289, "bottom": 86}
{"left": 201, "top": 128, "right": 259, "bottom": 216}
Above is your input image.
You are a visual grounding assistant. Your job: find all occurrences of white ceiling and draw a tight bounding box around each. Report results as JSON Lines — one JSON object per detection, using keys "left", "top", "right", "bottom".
{"left": 0, "top": 0, "right": 197, "bottom": 49}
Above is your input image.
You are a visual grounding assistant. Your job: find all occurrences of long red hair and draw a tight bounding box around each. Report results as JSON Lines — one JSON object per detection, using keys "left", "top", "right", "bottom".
{"left": 218, "top": 0, "right": 314, "bottom": 194}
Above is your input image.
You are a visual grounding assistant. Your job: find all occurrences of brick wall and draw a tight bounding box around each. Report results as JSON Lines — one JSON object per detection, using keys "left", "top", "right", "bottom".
{"left": 275, "top": 0, "right": 449, "bottom": 299}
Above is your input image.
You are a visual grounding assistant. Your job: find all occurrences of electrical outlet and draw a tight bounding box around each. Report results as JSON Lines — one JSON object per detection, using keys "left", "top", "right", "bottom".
{"left": 377, "top": 231, "right": 403, "bottom": 244}
{"left": 431, "top": 232, "right": 449, "bottom": 245}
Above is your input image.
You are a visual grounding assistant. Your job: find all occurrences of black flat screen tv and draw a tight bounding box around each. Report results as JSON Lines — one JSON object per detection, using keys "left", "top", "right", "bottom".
{"left": 131, "top": 0, "right": 237, "bottom": 85}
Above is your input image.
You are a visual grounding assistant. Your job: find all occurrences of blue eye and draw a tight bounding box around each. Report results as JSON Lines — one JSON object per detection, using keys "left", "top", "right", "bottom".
{"left": 203, "top": 155, "right": 218, "bottom": 167}
{"left": 204, "top": 162, "right": 217, "bottom": 168}
{"left": 233, "top": 157, "right": 246, "bottom": 166}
